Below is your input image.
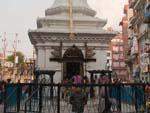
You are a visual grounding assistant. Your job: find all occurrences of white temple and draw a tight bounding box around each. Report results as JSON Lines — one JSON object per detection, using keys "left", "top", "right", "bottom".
{"left": 28, "top": 0, "right": 116, "bottom": 82}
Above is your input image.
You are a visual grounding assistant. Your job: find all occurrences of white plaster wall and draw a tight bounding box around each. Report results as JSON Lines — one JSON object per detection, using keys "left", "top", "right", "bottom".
{"left": 37, "top": 48, "right": 45, "bottom": 68}
{"left": 37, "top": 42, "right": 108, "bottom": 83}
{"left": 62, "top": 43, "right": 85, "bottom": 47}
{"left": 45, "top": 48, "right": 50, "bottom": 68}
{"left": 48, "top": 62, "right": 61, "bottom": 70}
{"left": 37, "top": 46, "right": 61, "bottom": 71}
{"left": 86, "top": 49, "right": 107, "bottom": 70}
{"left": 46, "top": 48, "right": 61, "bottom": 70}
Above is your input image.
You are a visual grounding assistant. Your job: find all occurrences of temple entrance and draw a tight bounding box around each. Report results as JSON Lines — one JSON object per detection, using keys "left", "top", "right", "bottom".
{"left": 63, "top": 45, "right": 84, "bottom": 79}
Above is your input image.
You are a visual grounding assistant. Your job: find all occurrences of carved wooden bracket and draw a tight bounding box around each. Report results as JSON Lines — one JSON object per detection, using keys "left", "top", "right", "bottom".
{"left": 51, "top": 46, "right": 61, "bottom": 58}
{"left": 86, "top": 46, "right": 96, "bottom": 58}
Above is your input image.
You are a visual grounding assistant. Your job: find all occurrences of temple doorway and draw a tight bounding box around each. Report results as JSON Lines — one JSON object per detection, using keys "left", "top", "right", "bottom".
{"left": 63, "top": 45, "right": 84, "bottom": 79}
{"left": 66, "top": 62, "right": 80, "bottom": 79}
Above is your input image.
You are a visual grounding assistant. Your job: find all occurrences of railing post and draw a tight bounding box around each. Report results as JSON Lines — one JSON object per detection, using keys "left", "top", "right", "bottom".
{"left": 39, "top": 84, "right": 43, "bottom": 113}
{"left": 57, "top": 84, "right": 60, "bottom": 113}
{"left": 25, "top": 102, "right": 27, "bottom": 113}
{"left": 118, "top": 84, "right": 121, "bottom": 112}
{"left": 90, "top": 73, "right": 94, "bottom": 98}
{"left": 50, "top": 75, "right": 54, "bottom": 99}
{"left": 104, "top": 85, "right": 109, "bottom": 112}
{"left": 17, "top": 84, "right": 21, "bottom": 112}
{"left": 29, "top": 84, "right": 31, "bottom": 111}
{"left": 4, "top": 84, "right": 7, "bottom": 113}
{"left": 134, "top": 86, "right": 138, "bottom": 112}
{"left": 143, "top": 84, "right": 146, "bottom": 112}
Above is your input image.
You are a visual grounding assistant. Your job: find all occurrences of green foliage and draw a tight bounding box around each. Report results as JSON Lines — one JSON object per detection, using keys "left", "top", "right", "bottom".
{"left": 7, "top": 51, "right": 25, "bottom": 65}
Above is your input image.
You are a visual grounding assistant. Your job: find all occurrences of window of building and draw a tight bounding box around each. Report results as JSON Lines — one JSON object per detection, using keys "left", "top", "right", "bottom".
{"left": 120, "top": 46, "right": 124, "bottom": 51}
{"left": 113, "top": 54, "right": 119, "bottom": 60}
{"left": 120, "top": 62, "right": 126, "bottom": 67}
{"left": 119, "top": 53, "right": 124, "bottom": 59}
{"left": 107, "top": 59, "right": 109, "bottom": 63}
{"left": 107, "top": 52, "right": 111, "bottom": 57}
{"left": 113, "top": 62, "right": 119, "bottom": 67}
{"left": 113, "top": 46, "right": 119, "bottom": 52}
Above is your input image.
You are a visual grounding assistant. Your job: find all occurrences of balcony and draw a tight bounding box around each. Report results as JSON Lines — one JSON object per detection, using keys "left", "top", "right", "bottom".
{"left": 134, "top": 0, "right": 144, "bottom": 9}
{"left": 125, "top": 57, "right": 132, "bottom": 65}
{"left": 129, "top": 0, "right": 136, "bottom": 8}
{"left": 145, "top": 42, "right": 150, "bottom": 53}
{"left": 129, "top": 16, "right": 137, "bottom": 25}
{"left": 144, "top": 12, "right": 150, "bottom": 23}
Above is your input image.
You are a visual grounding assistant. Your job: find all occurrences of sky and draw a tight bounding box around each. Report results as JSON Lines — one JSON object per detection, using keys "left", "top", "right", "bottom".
{"left": 0, "top": 0, "right": 128, "bottom": 58}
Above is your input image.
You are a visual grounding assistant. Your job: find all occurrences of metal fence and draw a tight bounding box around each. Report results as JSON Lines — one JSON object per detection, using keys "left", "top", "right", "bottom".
{"left": 1, "top": 83, "right": 150, "bottom": 113}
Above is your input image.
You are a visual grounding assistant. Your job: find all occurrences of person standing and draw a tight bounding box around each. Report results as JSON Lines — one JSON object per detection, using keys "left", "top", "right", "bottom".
{"left": 72, "top": 72, "right": 82, "bottom": 84}
{"left": 82, "top": 75, "right": 90, "bottom": 98}
{"left": 70, "top": 87, "right": 87, "bottom": 113}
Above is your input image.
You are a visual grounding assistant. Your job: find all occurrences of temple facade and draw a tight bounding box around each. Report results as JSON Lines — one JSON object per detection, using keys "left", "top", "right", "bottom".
{"left": 28, "top": 0, "right": 116, "bottom": 83}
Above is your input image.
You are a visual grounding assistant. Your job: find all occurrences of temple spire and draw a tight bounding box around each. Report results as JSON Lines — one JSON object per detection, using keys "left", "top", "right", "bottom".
{"left": 45, "top": 0, "right": 96, "bottom": 17}
{"left": 52, "top": 0, "right": 90, "bottom": 9}
{"left": 68, "top": 0, "right": 74, "bottom": 39}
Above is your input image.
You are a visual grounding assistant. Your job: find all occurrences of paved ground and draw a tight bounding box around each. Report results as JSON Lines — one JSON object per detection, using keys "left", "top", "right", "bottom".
{"left": 0, "top": 98, "right": 100, "bottom": 113}
{"left": 0, "top": 98, "right": 139, "bottom": 113}
{"left": 0, "top": 104, "right": 4, "bottom": 113}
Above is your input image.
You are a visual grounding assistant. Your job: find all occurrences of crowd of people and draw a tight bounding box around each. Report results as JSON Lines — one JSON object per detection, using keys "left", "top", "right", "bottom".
{"left": 61, "top": 72, "right": 114, "bottom": 113}
{"left": 61, "top": 72, "right": 150, "bottom": 113}
{"left": 62, "top": 72, "right": 89, "bottom": 113}
{"left": 1, "top": 72, "right": 150, "bottom": 113}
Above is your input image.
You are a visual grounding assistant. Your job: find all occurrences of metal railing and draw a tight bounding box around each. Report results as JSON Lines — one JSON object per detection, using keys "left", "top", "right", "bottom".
{"left": 25, "top": 86, "right": 40, "bottom": 113}
{"left": 3, "top": 84, "right": 20, "bottom": 113}
{"left": 3, "top": 83, "right": 150, "bottom": 113}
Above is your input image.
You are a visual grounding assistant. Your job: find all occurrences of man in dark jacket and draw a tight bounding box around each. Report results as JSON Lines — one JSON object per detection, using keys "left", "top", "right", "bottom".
{"left": 70, "top": 87, "right": 87, "bottom": 113}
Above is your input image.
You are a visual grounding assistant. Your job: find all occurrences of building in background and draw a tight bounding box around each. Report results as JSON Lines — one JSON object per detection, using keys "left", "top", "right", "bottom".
{"left": 119, "top": 5, "right": 130, "bottom": 81}
{"left": 111, "top": 34, "right": 128, "bottom": 81}
{"left": 128, "top": 0, "right": 150, "bottom": 82}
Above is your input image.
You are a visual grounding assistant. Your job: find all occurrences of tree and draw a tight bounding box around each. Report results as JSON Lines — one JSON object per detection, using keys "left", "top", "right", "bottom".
{"left": 7, "top": 51, "right": 25, "bottom": 65}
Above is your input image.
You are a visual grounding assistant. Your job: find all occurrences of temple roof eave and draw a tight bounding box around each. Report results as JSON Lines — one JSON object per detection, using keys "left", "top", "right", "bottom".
{"left": 28, "top": 30, "right": 117, "bottom": 45}
{"left": 28, "top": 29, "right": 117, "bottom": 35}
